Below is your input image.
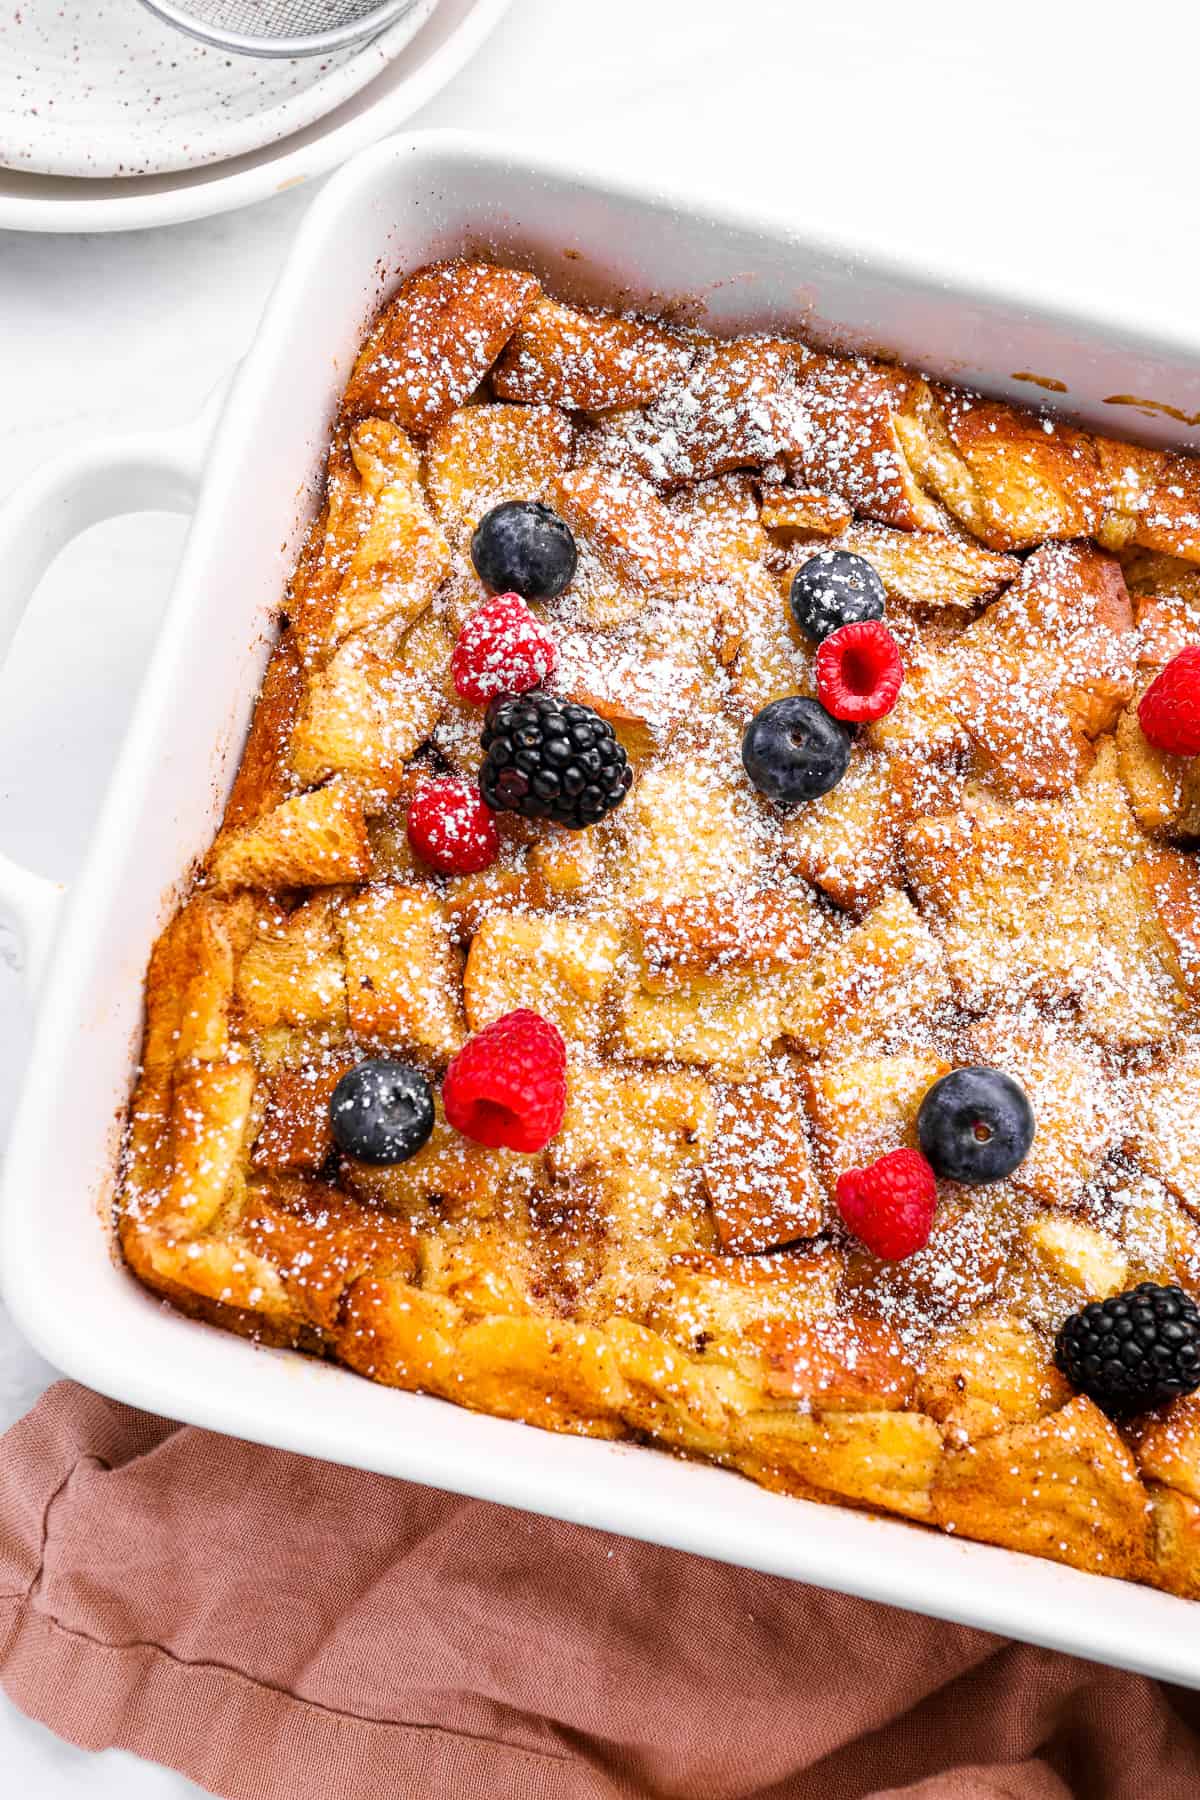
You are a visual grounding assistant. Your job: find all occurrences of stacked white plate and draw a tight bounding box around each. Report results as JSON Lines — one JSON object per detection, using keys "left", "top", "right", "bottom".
{"left": 0, "top": 0, "right": 514, "bottom": 230}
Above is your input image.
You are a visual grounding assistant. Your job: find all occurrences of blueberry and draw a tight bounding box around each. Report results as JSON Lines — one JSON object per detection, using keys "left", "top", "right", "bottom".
{"left": 789, "top": 550, "right": 886, "bottom": 643}
{"left": 917, "top": 1066, "right": 1035, "bottom": 1185}
{"left": 329, "top": 1058, "right": 435, "bottom": 1165}
{"left": 471, "top": 501, "right": 578, "bottom": 600}
{"left": 741, "top": 696, "right": 852, "bottom": 805}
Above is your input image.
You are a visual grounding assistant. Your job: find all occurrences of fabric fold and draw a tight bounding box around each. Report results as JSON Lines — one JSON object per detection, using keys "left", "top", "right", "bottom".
{"left": 2, "top": 1382, "right": 1198, "bottom": 1800}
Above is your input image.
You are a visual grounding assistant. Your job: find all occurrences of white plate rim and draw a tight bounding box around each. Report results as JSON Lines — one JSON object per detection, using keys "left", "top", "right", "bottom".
{"left": 0, "top": 0, "right": 439, "bottom": 182}
{"left": 0, "top": 0, "right": 515, "bottom": 232}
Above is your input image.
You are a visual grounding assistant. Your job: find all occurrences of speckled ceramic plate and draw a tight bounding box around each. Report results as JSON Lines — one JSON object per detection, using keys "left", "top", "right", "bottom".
{"left": 0, "top": 0, "right": 437, "bottom": 178}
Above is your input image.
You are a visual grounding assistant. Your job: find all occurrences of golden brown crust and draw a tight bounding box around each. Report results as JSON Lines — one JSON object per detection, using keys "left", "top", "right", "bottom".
{"left": 341, "top": 261, "right": 540, "bottom": 439}
{"left": 116, "top": 260, "right": 1200, "bottom": 1600}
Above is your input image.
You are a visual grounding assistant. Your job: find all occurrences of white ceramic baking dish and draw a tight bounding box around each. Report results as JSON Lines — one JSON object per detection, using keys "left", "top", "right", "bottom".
{"left": 4, "top": 132, "right": 1200, "bottom": 1685}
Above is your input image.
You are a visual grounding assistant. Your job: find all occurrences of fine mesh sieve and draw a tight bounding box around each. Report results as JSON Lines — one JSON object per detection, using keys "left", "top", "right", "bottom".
{"left": 138, "top": 0, "right": 423, "bottom": 57}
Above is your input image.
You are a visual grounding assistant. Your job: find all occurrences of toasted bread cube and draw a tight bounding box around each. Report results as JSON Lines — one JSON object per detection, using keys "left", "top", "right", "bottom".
{"left": 341, "top": 262, "right": 539, "bottom": 438}
{"left": 904, "top": 806, "right": 1081, "bottom": 1008}
{"left": 714, "top": 563, "right": 814, "bottom": 718}
{"left": 1147, "top": 1485, "right": 1200, "bottom": 1598}
{"left": 339, "top": 886, "right": 464, "bottom": 1061}
{"left": 703, "top": 1071, "right": 824, "bottom": 1251}
{"left": 1082, "top": 863, "right": 1191, "bottom": 1047}
{"left": 623, "top": 761, "right": 760, "bottom": 904}
{"left": 822, "top": 521, "right": 1020, "bottom": 612}
{"left": 948, "top": 541, "right": 1135, "bottom": 796}
{"left": 1023, "top": 1214, "right": 1129, "bottom": 1300}
{"left": 738, "top": 1407, "right": 941, "bottom": 1521}
{"left": 314, "top": 419, "right": 451, "bottom": 650}
{"left": 221, "top": 636, "right": 306, "bottom": 833}
{"left": 1127, "top": 1046, "right": 1200, "bottom": 1215}
{"left": 561, "top": 620, "right": 712, "bottom": 757}
{"left": 917, "top": 1316, "right": 1071, "bottom": 1445}
{"left": 547, "top": 1064, "right": 714, "bottom": 1249}
{"left": 1096, "top": 434, "right": 1200, "bottom": 564}
{"left": 252, "top": 1053, "right": 357, "bottom": 1174}
{"left": 632, "top": 886, "right": 828, "bottom": 991}
{"left": 1118, "top": 1175, "right": 1200, "bottom": 1293}
{"left": 931, "top": 1397, "right": 1150, "bottom": 1579}
{"left": 646, "top": 1250, "right": 839, "bottom": 1365}
{"left": 343, "top": 1100, "right": 529, "bottom": 1221}
{"left": 778, "top": 750, "right": 901, "bottom": 914}
{"left": 631, "top": 337, "right": 810, "bottom": 486}
{"left": 423, "top": 402, "right": 573, "bottom": 546}
{"left": 753, "top": 1314, "right": 915, "bottom": 1412}
{"left": 1131, "top": 1395, "right": 1200, "bottom": 1504}
{"left": 234, "top": 896, "right": 347, "bottom": 1034}
{"left": 463, "top": 911, "right": 623, "bottom": 1038}
{"left": 492, "top": 298, "right": 690, "bottom": 412}
{"left": 240, "top": 1179, "right": 418, "bottom": 1331}
{"left": 1117, "top": 690, "right": 1200, "bottom": 837}
{"left": 844, "top": 1186, "right": 1023, "bottom": 1321}
{"left": 901, "top": 388, "right": 1105, "bottom": 550}
{"left": 441, "top": 862, "right": 546, "bottom": 943}
{"left": 758, "top": 486, "right": 852, "bottom": 537}
{"left": 527, "top": 826, "right": 598, "bottom": 894}
{"left": 291, "top": 641, "right": 442, "bottom": 797}
{"left": 556, "top": 464, "right": 702, "bottom": 595}
{"left": 783, "top": 891, "right": 951, "bottom": 1056}
{"left": 803, "top": 1051, "right": 949, "bottom": 1190}
{"left": 618, "top": 967, "right": 788, "bottom": 1073}
{"left": 799, "top": 361, "right": 946, "bottom": 533}
{"left": 1137, "top": 850, "right": 1200, "bottom": 1007}
{"left": 144, "top": 894, "right": 258, "bottom": 1066}
{"left": 208, "top": 779, "right": 372, "bottom": 894}
{"left": 164, "top": 1058, "right": 256, "bottom": 1235}
{"left": 965, "top": 1012, "right": 1120, "bottom": 1207}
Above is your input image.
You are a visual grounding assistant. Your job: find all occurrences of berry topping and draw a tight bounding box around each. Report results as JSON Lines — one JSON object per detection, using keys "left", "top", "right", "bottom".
{"left": 916, "top": 1066, "right": 1034, "bottom": 1185}
{"left": 835, "top": 1148, "right": 938, "bottom": 1261}
{"left": 406, "top": 779, "right": 499, "bottom": 876}
{"left": 471, "top": 500, "right": 578, "bottom": 600}
{"left": 329, "top": 1058, "right": 435, "bottom": 1165}
{"left": 816, "top": 619, "right": 904, "bottom": 723}
{"left": 442, "top": 1008, "right": 567, "bottom": 1152}
{"left": 480, "top": 691, "right": 632, "bottom": 829}
{"left": 1138, "top": 644, "right": 1200, "bottom": 756}
{"left": 740, "top": 695, "right": 852, "bottom": 805}
{"left": 451, "top": 592, "right": 558, "bottom": 706}
{"left": 789, "top": 548, "right": 886, "bottom": 644}
{"left": 1055, "top": 1283, "right": 1200, "bottom": 1418}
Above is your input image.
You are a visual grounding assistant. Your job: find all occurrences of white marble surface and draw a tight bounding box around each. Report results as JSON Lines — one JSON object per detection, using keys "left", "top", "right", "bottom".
{"left": 2, "top": 0, "right": 1200, "bottom": 1789}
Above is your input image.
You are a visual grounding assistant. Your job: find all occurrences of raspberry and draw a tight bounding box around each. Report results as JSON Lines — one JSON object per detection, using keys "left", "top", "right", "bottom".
{"left": 442, "top": 1008, "right": 567, "bottom": 1152}
{"left": 1138, "top": 645, "right": 1200, "bottom": 756}
{"left": 406, "top": 780, "right": 499, "bottom": 875}
{"left": 835, "top": 1148, "right": 937, "bottom": 1261}
{"left": 451, "top": 592, "right": 558, "bottom": 706}
{"left": 815, "top": 619, "right": 904, "bottom": 723}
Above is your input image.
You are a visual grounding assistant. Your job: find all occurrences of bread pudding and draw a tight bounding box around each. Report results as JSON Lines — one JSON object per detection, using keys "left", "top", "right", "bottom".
{"left": 116, "top": 260, "right": 1200, "bottom": 1596}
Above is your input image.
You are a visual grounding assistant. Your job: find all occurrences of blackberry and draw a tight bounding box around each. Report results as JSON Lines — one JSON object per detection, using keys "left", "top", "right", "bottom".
{"left": 1054, "top": 1282, "right": 1200, "bottom": 1418}
{"left": 480, "top": 692, "right": 632, "bottom": 829}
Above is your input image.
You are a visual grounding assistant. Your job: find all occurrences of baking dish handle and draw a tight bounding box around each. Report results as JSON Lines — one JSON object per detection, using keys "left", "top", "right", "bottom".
{"left": 0, "top": 375, "right": 232, "bottom": 997}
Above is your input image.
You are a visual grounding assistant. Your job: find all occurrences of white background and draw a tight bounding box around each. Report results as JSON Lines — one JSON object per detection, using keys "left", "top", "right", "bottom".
{"left": 2, "top": 0, "right": 1198, "bottom": 1789}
